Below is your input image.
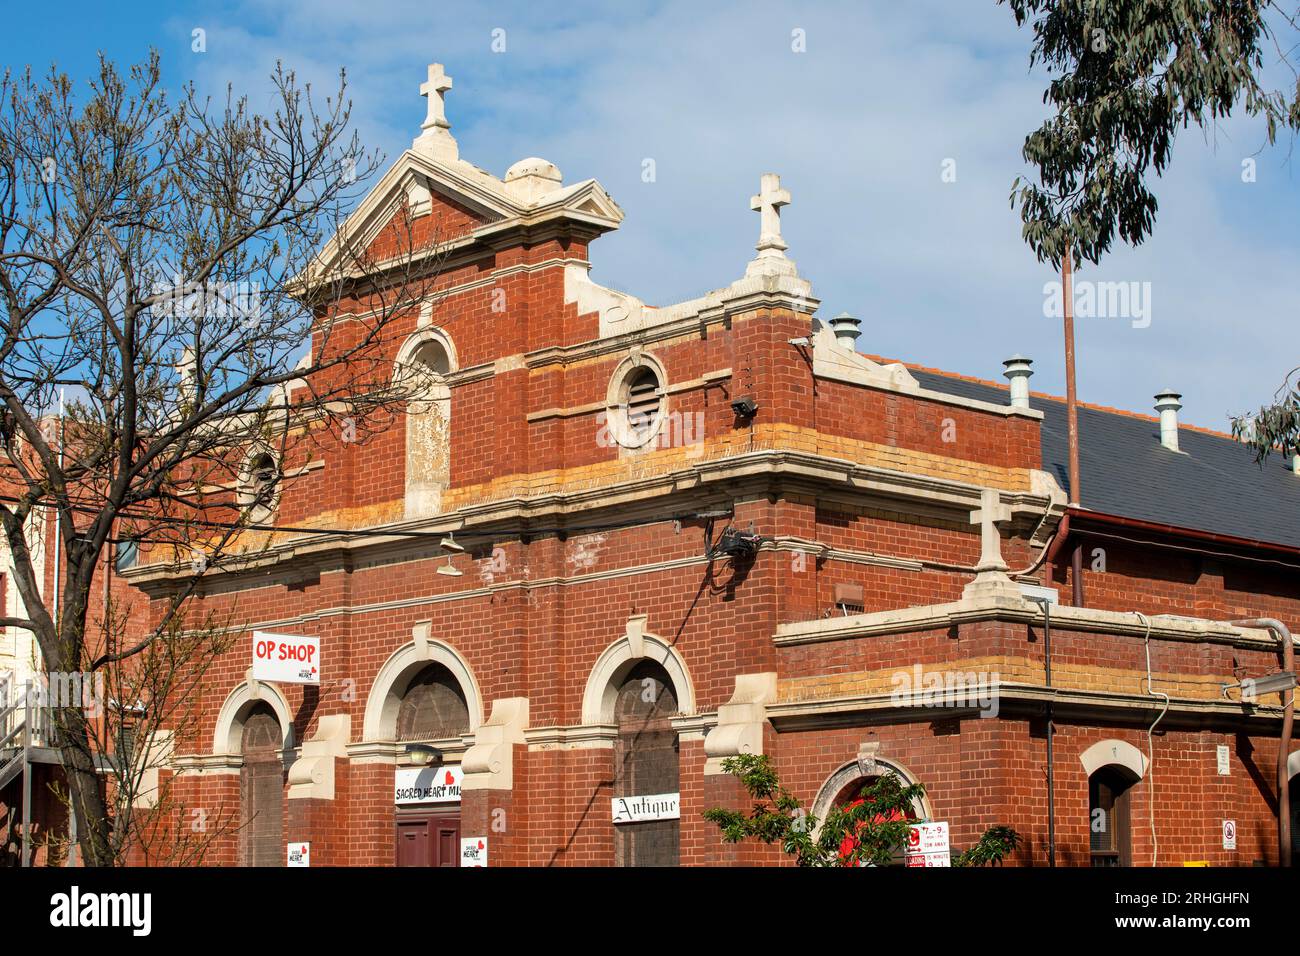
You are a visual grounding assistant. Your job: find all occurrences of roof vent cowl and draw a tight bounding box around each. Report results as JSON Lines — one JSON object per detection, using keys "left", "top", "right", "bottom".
{"left": 1002, "top": 354, "right": 1033, "bottom": 409}
{"left": 1154, "top": 389, "right": 1183, "bottom": 453}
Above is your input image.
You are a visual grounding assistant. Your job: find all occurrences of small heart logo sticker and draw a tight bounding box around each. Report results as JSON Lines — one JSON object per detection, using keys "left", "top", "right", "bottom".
{"left": 478, "top": 840, "right": 484, "bottom": 849}
{"left": 445, "top": 770, "right": 454, "bottom": 785}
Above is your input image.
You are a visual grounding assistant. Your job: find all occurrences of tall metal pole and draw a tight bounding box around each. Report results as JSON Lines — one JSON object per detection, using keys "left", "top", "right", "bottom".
{"left": 1062, "top": 247, "right": 1084, "bottom": 607}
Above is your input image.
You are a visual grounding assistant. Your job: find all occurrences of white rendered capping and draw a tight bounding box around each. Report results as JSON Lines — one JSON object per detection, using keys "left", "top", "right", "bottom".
{"left": 362, "top": 636, "right": 484, "bottom": 742}
{"left": 211, "top": 680, "right": 296, "bottom": 760}
{"left": 809, "top": 322, "right": 1042, "bottom": 421}
{"left": 1079, "top": 739, "right": 1148, "bottom": 780}
{"left": 582, "top": 616, "right": 697, "bottom": 724}
{"left": 774, "top": 594, "right": 1288, "bottom": 652}
{"left": 299, "top": 147, "right": 621, "bottom": 288}
{"left": 810, "top": 757, "right": 933, "bottom": 836}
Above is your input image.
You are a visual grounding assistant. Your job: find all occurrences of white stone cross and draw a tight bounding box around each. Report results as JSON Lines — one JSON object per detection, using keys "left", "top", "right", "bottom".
{"left": 970, "top": 488, "right": 1012, "bottom": 572}
{"left": 420, "top": 63, "right": 453, "bottom": 131}
{"left": 750, "top": 173, "right": 791, "bottom": 255}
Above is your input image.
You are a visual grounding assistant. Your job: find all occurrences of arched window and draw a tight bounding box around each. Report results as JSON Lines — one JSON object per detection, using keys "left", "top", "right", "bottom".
{"left": 238, "top": 450, "right": 281, "bottom": 524}
{"left": 395, "top": 663, "right": 470, "bottom": 741}
{"left": 239, "top": 703, "right": 284, "bottom": 867}
{"left": 398, "top": 332, "right": 453, "bottom": 519}
{"left": 1089, "top": 765, "right": 1137, "bottom": 867}
{"left": 613, "top": 660, "right": 680, "bottom": 867}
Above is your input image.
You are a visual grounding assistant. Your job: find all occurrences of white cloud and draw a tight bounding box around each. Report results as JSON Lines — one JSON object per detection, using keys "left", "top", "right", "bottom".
{"left": 167, "top": 0, "right": 1299, "bottom": 430}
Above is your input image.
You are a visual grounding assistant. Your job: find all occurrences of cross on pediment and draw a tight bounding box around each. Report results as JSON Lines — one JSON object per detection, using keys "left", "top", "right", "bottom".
{"left": 420, "top": 63, "right": 453, "bottom": 131}
{"left": 970, "top": 488, "right": 1012, "bottom": 573}
{"left": 750, "top": 173, "right": 791, "bottom": 255}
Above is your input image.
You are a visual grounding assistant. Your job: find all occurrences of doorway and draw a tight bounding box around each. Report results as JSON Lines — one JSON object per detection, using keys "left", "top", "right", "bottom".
{"left": 395, "top": 808, "right": 460, "bottom": 867}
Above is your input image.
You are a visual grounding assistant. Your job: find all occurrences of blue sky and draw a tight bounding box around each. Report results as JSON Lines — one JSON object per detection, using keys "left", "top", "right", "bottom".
{"left": 4, "top": 0, "right": 1297, "bottom": 431}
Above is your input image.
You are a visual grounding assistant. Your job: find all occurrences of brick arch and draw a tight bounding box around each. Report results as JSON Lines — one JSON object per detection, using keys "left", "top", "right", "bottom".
{"left": 212, "top": 681, "right": 295, "bottom": 759}
{"left": 1080, "top": 739, "right": 1148, "bottom": 780}
{"left": 362, "top": 639, "right": 483, "bottom": 742}
{"left": 809, "top": 757, "right": 933, "bottom": 838}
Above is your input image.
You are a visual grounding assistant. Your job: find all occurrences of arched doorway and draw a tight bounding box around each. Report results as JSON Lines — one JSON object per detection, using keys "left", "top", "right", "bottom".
{"left": 393, "top": 662, "right": 470, "bottom": 867}
{"left": 1089, "top": 765, "right": 1138, "bottom": 867}
{"left": 239, "top": 703, "right": 284, "bottom": 867}
{"left": 810, "top": 757, "right": 931, "bottom": 865}
{"left": 613, "top": 660, "right": 680, "bottom": 867}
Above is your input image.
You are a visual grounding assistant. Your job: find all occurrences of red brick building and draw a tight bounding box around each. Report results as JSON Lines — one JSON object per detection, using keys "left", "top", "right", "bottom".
{"left": 107, "top": 62, "right": 1298, "bottom": 868}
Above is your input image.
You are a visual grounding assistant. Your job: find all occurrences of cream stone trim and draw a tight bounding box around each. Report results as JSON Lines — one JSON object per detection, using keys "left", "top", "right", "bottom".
{"left": 132, "top": 730, "right": 174, "bottom": 809}
{"left": 766, "top": 685, "right": 1284, "bottom": 731}
{"left": 212, "top": 680, "right": 296, "bottom": 760}
{"left": 345, "top": 735, "right": 471, "bottom": 765}
{"left": 127, "top": 448, "right": 1051, "bottom": 589}
{"left": 463, "top": 697, "right": 529, "bottom": 791}
{"left": 774, "top": 594, "right": 1285, "bottom": 652}
{"left": 362, "top": 637, "right": 484, "bottom": 742}
{"left": 170, "top": 754, "right": 242, "bottom": 775}
{"left": 1080, "top": 739, "right": 1148, "bottom": 780}
{"left": 525, "top": 724, "right": 618, "bottom": 750}
{"left": 704, "top": 673, "right": 777, "bottom": 775}
{"left": 394, "top": 325, "right": 459, "bottom": 378}
{"left": 1289, "top": 750, "right": 1300, "bottom": 781}
{"left": 582, "top": 618, "right": 696, "bottom": 724}
{"left": 287, "top": 714, "right": 351, "bottom": 801}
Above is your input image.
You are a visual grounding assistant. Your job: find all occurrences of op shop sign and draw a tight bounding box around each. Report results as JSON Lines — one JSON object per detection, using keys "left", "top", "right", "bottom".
{"left": 252, "top": 632, "right": 320, "bottom": 685}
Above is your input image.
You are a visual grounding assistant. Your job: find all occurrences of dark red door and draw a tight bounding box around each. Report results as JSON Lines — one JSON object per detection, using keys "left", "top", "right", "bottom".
{"left": 395, "top": 809, "right": 460, "bottom": 866}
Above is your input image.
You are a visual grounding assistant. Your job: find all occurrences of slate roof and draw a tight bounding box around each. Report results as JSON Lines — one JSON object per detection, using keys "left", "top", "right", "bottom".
{"left": 907, "top": 369, "right": 1300, "bottom": 550}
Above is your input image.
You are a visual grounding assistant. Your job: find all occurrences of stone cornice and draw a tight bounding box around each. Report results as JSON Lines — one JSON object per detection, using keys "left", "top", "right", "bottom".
{"left": 773, "top": 593, "right": 1281, "bottom": 652}
{"left": 767, "top": 685, "right": 1287, "bottom": 733}
{"left": 128, "top": 448, "right": 1046, "bottom": 590}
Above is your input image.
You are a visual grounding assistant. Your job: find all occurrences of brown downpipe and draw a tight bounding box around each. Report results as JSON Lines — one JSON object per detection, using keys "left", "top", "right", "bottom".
{"left": 1061, "top": 246, "right": 1084, "bottom": 608}
{"left": 1229, "top": 618, "right": 1294, "bottom": 868}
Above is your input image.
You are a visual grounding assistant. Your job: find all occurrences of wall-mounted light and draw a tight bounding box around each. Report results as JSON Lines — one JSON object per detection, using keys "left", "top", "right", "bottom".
{"left": 731, "top": 396, "right": 758, "bottom": 418}
{"left": 404, "top": 743, "right": 444, "bottom": 767}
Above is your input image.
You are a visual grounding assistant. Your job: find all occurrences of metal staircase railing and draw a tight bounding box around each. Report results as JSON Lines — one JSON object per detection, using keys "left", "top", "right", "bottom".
{"left": 1, "top": 671, "right": 53, "bottom": 866}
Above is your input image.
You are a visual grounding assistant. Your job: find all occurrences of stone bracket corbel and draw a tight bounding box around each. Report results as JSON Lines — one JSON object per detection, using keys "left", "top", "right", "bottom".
{"left": 413, "top": 620, "right": 432, "bottom": 660}
{"left": 703, "top": 672, "right": 777, "bottom": 776}
{"left": 625, "top": 614, "right": 648, "bottom": 660}
{"left": 462, "top": 698, "right": 529, "bottom": 792}
{"left": 287, "top": 714, "right": 351, "bottom": 801}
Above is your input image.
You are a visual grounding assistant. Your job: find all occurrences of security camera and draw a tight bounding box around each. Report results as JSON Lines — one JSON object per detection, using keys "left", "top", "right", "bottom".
{"left": 731, "top": 396, "right": 758, "bottom": 418}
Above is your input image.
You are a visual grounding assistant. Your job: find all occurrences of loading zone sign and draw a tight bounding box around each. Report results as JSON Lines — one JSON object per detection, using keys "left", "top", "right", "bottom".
{"left": 904, "top": 822, "right": 951, "bottom": 867}
{"left": 252, "top": 631, "right": 320, "bottom": 685}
